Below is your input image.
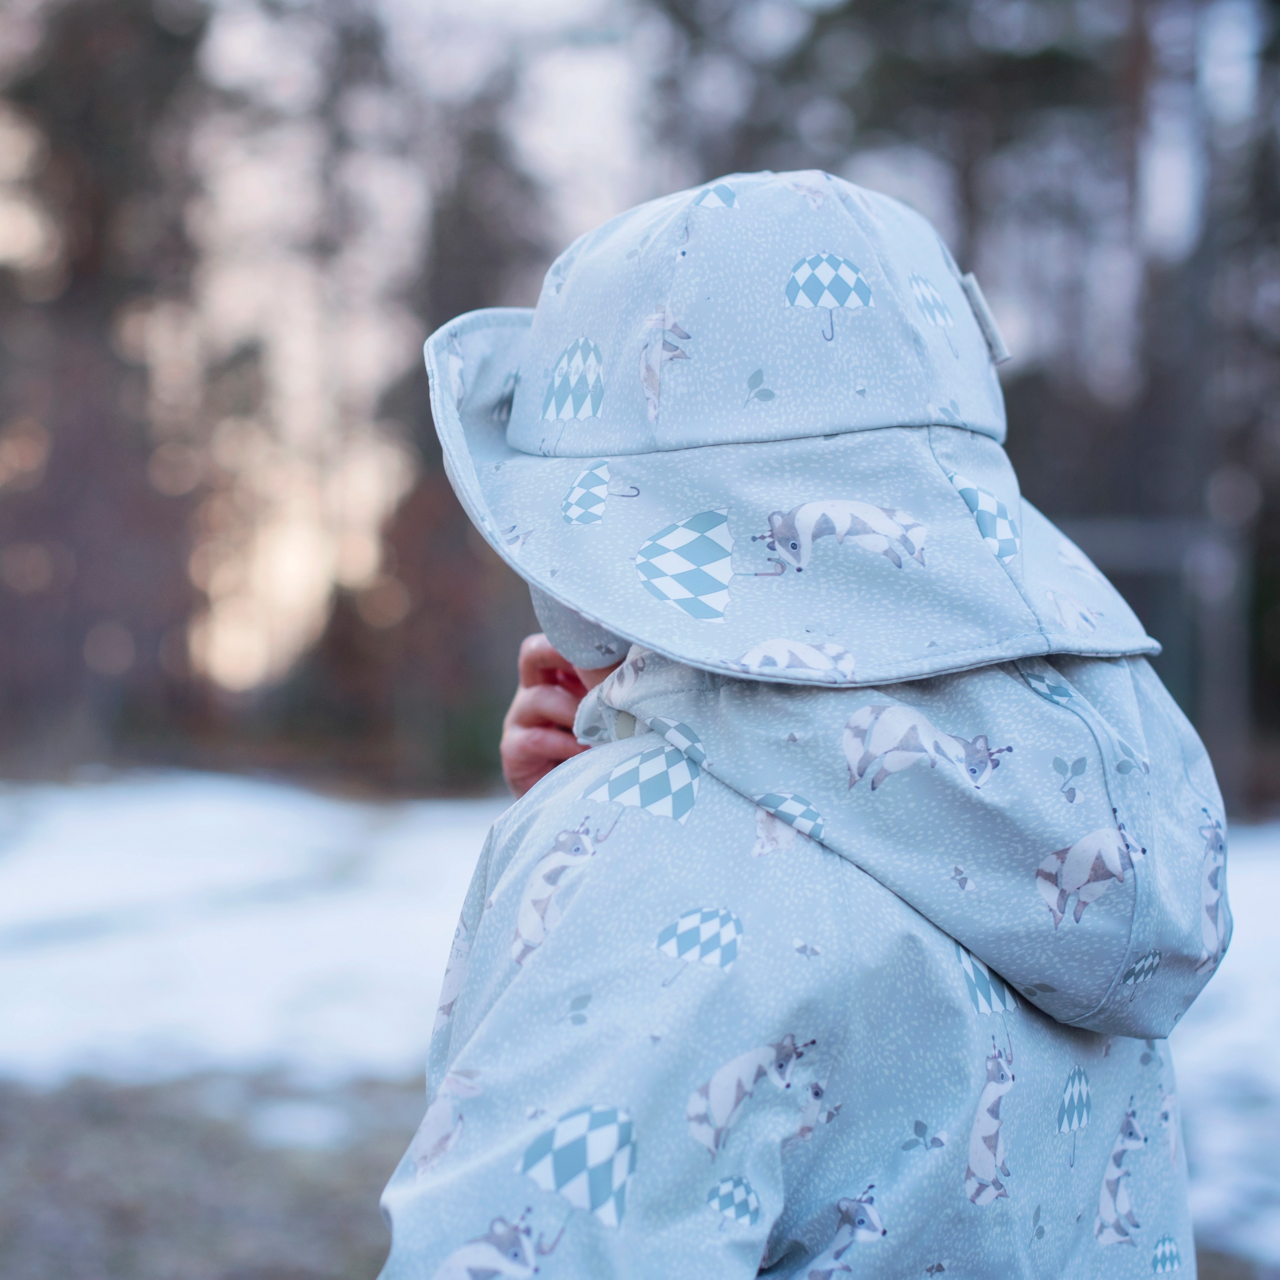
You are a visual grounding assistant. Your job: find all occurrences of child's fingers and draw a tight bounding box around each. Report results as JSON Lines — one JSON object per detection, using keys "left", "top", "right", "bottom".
{"left": 517, "top": 633, "right": 583, "bottom": 691}
{"left": 501, "top": 725, "right": 587, "bottom": 797}
{"left": 504, "top": 682, "right": 582, "bottom": 733}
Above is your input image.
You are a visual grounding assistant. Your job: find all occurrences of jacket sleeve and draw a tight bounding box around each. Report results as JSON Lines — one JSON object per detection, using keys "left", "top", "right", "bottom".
{"left": 378, "top": 749, "right": 852, "bottom": 1280}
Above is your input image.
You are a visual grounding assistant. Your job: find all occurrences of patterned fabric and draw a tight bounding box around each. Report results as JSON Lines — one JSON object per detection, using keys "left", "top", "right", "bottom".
{"left": 910, "top": 273, "right": 954, "bottom": 327}
{"left": 519, "top": 1105, "right": 636, "bottom": 1227}
{"left": 753, "top": 791, "right": 824, "bottom": 841}
{"left": 634, "top": 509, "right": 734, "bottom": 622}
{"left": 651, "top": 716, "right": 708, "bottom": 765}
{"left": 785, "top": 253, "right": 874, "bottom": 310}
{"left": 1152, "top": 1235, "right": 1182, "bottom": 1272}
{"left": 541, "top": 338, "right": 605, "bottom": 421}
{"left": 394, "top": 170, "right": 1226, "bottom": 1280}
{"left": 425, "top": 170, "right": 1163, "bottom": 688}
{"left": 582, "top": 740, "right": 700, "bottom": 823}
{"left": 562, "top": 460, "right": 611, "bottom": 525}
{"left": 734, "top": 639, "right": 857, "bottom": 682}
{"left": 693, "top": 183, "right": 738, "bottom": 209}
{"left": 1058, "top": 1066, "right": 1092, "bottom": 1134}
{"left": 948, "top": 471, "right": 1021, "bottom": 564}
{"left": 1023, "top": 669, "right": 1076, "bottom": 706}
{"left": 383, "top": 648, "right": 1224, "bottom": 1280}
{"left": 707, "top": 1176, "right": 760, "bottom": 1226}
{"left": 955, "top": 942, "right": 1019, "bottom": 1016}
{"left": 1123, "top": 949, "right": 1162, "bottom": 988}
{"left": 657, "top": 907, "right": 743, "bottom": 972}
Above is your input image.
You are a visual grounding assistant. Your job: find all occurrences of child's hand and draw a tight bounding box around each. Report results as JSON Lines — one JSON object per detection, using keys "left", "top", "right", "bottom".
{"left": 500, "top": 634, "right": 620, "bottom": 798}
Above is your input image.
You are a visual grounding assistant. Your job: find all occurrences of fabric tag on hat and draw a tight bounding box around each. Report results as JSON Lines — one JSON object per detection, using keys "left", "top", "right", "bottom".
{"left": 960, "top": 273, "right": 1011, "bottom": 365}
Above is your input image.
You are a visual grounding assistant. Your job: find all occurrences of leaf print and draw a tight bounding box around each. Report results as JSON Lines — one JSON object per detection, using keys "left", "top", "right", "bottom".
{"left": 744, "top": 369, "right": 775, "bottom": 407}
{"left": 562, "top": 992, "right": 593, "bottom": 1025}
{"left": 1054, "top": 754, "right": 1087, "bottom": 802}
{"left": 1030, "top": 1204, "right": 1045, "bottom": 1242}
{"left": 902, "top": 1119, "right": 948, "bottom": 1152}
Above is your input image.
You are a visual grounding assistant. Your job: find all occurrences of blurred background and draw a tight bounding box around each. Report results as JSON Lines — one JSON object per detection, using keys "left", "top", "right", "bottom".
{"left": 0, "top": 0, "right": 1278, "bottom": 1276}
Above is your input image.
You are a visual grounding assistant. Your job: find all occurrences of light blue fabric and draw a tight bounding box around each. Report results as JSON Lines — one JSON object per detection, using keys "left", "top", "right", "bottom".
{"left": 386, "top": 170, "right": 1230, "bottom": 1279}
{"left": 425, "top": 170, "right": 1160, "bottom": 688}
{"left": 380, "top": 648, "right": 1227, "bottom": 1278}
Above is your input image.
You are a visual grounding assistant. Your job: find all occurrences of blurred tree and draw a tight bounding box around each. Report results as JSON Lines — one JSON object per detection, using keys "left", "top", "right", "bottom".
{"left": 0, "top": 0, "right": 206, "bottom": 773}
{"left": 250, "top": 52, "right": 546, "bottom": 791}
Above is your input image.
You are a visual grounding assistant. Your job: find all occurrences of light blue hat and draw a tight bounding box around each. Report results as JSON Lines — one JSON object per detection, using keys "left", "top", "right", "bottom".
{"left": 425, "top": 169, "right": 1157, "bottom": 683}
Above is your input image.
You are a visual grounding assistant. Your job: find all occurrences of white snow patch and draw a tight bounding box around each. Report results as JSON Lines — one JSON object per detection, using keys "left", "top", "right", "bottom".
{"left": 1169, "top": 822, "right": 1280, "bottom": 1265}
{"left": 0, "top": 772, "right": 505, "bottom": 1087}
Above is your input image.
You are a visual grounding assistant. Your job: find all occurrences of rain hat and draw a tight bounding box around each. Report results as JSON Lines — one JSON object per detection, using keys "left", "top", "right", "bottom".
{"left": 425, "top": 169, "right": 1157, "bottom": 684}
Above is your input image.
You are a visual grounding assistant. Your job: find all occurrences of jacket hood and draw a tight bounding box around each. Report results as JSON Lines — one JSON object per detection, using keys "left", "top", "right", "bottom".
{"left": 575, "top": 647, "right": 1229, "bottom": 1040}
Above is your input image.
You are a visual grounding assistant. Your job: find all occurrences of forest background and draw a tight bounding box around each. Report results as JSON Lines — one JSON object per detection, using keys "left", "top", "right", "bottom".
{"left": 0, "top": 0, "right": 1275, "bottom": 800}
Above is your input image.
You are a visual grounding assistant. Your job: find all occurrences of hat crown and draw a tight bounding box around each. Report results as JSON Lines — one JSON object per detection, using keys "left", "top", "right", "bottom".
{"left": 507, "top": 169, "right": 1006, "bottom": 458}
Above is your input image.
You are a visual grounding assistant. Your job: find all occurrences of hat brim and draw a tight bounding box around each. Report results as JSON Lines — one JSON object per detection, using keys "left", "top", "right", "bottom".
{"left": 428, "top": 307, "right": 1158, "bottom": 687}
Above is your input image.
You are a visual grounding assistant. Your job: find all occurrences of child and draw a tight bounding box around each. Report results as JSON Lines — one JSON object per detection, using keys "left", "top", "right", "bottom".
{"left": 380, "top": 170, "right": 1230, "bottom": 1278}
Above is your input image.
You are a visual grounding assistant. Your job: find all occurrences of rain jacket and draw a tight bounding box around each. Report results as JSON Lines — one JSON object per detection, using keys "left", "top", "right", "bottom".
{"left": 380, "top": 644, "right": 1228, "bottom": 1279}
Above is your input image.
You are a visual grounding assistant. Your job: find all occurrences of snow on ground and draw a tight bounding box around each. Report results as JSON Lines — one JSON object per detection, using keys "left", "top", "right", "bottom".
{"left": 0, "top": 772, "right": 506, "bottom": 1086}
{"left": 0, "top": 772, "right": 1276, "bottom": 1261}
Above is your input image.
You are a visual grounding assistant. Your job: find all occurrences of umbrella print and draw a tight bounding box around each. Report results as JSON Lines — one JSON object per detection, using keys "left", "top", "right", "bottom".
{"left": 1152, "top": 1235, "right": 1182, "bottom": 1272}
{"left": 1122, "top": 948, "right": 1161, "bottom": 1001}
{"left": 947, "top": 472, "right": 1021, "bottom": 564}
{"left": 955, "top": 943, "right": 1019, "bottom": 1016}
{"left": 582, "top": 719, "right": 705, "bottom": 824}
{"left": 752, "top": 792, "right": 825, "bottom": 842}
{"left": 1057, "top": 1065, "right": 1091, "bottom": 1167}
{"left": 693, "top": 183, "right": 738, "bottom": 209}
{"left": 657, "top": 906, "right": 743, "bottom": 986}
{"left": 784, "top": 252, "right": 873, "bottom": 341}
{"left": 519, "top": 1105, "right": 636, "bottom": 1228}
{"left": 561, "top": 460, "right": 638, "bottom": 527}
{"left": 541, "top": 338, "right": 605, "bottom": 421}
{"left": 707, "top": 1175, "right": 761, "bottom": 1227}
{"left": 909, "top": 273, "right": 958, "bottom": 357}
{"left": 634, "top": 509, "right": 734, "bottom": 622}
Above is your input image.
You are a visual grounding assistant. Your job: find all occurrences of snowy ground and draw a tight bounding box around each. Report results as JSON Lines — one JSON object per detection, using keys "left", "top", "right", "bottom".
{"left": 0, "top": 772, "right": 1276, "bottom": 1264}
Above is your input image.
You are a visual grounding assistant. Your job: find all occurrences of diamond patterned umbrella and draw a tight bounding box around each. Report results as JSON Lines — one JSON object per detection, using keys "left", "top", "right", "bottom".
{"left": 1152, "top": 1235, "right": 1182, "bottom": 1273}
{"left": 693, "top": 183, "right": 738, "bottom": 209}
{"left": 1122, "top": 948, "right": 1162, "bottom": 1001}
{"left": 707, "top": 1175, "right": 761, "bottom": 1227}
{"left": 955, "top": 943, "right": 1019, "bottom": 1016}
{"left": 541, "top": 338, "right": 605, "bottom": 421}
{"left": 1057, "top": 1065, "right": 1091, "bottom": 1166}
{"left": 519, "top": 1105, "right": 636, "bottom": 1228}
{"left": 634, "top": 509, "right": 734, "bottom": 622}
{"left": 909, "top": 272, "right": 958, "bottom": 356}
{"left": 784, "top": 252, "right": 873, "bottom": 340}
{"left": 752, "top": 792, "right": 824, "bottom": 842}
{"left": 657, "top": 906, "right": 743, "bottom": 986}
{"left": 562, "top": 460, "right": 611, "bottom": 526}
{"left": 948, "top": 472, "right": 1021, "bottom": 565}
{"left": 582, "top": 719, "right": 705, "bottom": 824}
